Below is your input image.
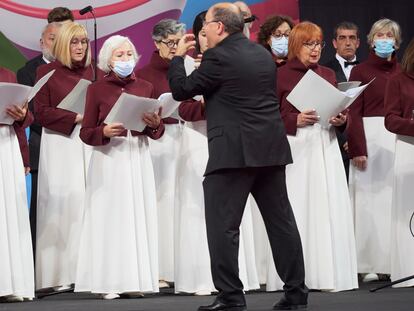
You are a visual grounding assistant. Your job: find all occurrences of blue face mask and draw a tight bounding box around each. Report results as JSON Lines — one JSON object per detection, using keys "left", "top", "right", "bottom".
{"left": 112, "top": 59, "right": 135, "bottom": 78}
{"left": 373, "top": 39, "right": 395, "bottom": 58}
{"left": 270, "top": 36, "right": 288, "bottom": 58}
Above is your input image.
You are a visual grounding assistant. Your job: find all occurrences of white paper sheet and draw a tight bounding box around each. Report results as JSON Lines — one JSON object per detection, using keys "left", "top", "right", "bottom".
{"left": 0, "top": 69, "right": 55, "bottom": 124}
{"left": 104, "top": 93, "right": 160, "bottom": 132}
{"left": 184, "top": 55, "right": 196, "bottom": 76}
{"left": 286, "top": 69, "right": 374, "bottom": 128}
{"left": 27, "top": 69, "right": 56, "bottom": 102}
{"left": 57, "top": 79, "right": 91, "bottom": 115}
{"left": 337, "top": 81, "right": 361, "bottom": 92}
{"left": 158, "top": 93, "right": 181, "bottom": 119}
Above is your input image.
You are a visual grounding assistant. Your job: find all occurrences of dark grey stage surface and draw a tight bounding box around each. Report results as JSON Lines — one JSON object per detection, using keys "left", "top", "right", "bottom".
{"left": 1, "top": 281, "right": 413, "bottom": 311}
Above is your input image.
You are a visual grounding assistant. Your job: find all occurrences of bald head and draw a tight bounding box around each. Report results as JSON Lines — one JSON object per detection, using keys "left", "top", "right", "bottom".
{"left": 233, "top": 1, "right": 251, "bottom": 17}
{"left": 207, "top": 2, "right": 244, "bottom": 35}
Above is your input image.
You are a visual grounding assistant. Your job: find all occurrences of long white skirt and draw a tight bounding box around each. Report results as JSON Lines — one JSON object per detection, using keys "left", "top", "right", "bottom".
{"left": 174, "top": 122, "right": 260, "bottom": 293}
{"left": 75, "top": 134, "right": 159, "bottom": 294}
{"left": 266, "top": 124, "right": 358, "bottom": 292}
{"left": 390, "top": 135, "right": 414, "bottom": 287}
{"left": 149, "top": 123, "right": 183, "bottom": 282}
{"left": 36, "top": 125, "right": 91, "bottom": 289}
{"left": 349, "top": 117, "right": 395, "bottom": 274}
{"left": 0, "top": 126, "right": 34, "bottom": 298}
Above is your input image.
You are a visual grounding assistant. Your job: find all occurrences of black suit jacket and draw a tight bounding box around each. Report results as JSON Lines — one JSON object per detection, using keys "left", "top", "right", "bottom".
{"left": 168, "top": 32, "right": 292, "bottom": 175}
{"left": 323, "top": 58, "right": 347, "bottom": 83}
{"left": 17, "top": 54, "right": 45, "bottom": 170}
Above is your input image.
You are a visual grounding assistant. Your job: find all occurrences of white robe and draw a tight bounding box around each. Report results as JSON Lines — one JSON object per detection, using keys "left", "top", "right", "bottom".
{"left": 0, "top": 125, "right": 34, "bottom": 299}
{"left": 390, "top": 135, "right": 414, "bottom": 287}
{"left": 349, "top": 117, "right": 395, "bottom": 274}
{"left": 174, "top": 122, "right": 260, "bottom": 293}
{"left": 149, "top": 123, "right": 183, "bottom": 282}
{"left": 36, "top": 125, "right": 91, "bottom": 289}
{"left": 75, "top": 134, "right": 159, "bottom": 294}
{"left": 266, "top": 124, "right": 358, "bottom": 292}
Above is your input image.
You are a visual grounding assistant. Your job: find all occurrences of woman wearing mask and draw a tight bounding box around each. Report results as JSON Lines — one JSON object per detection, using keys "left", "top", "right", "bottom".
{"left": 75, "top": 35, "right": 163, "bottom": 299}
{"left": 173, "top": 11, "right": 260, "bottom": 295}
{"left": 257, "top": 15, "right": 295, "bottom": 67}
{"left": 0, "top": 67, "right": 34, "bottom": 302}
{"left": 267, "top": 21, "right": 358, "bottom": 292}
{"left": 384, "top": 37, "right": 414, "bottom": 287}
{"left": 348, "top": 18, "right": 401, "bottom": 282}
{"left": 34, "top": 22, "right": 95, "bottom": 291}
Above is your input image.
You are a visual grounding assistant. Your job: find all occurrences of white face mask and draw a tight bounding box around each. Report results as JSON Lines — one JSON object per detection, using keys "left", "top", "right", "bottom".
{"left": 270, "top": 36, "right": 289, "bottom": 58}
{"left": 112, "top": 59, "right": 135, "bottom": 78}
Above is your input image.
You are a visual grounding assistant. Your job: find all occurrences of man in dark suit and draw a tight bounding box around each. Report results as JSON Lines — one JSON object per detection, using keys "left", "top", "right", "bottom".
{"left": 168, "top": 3, "right": 308, "bottom": 310}
{"left": 17, "top": 21, "right": 61, "bottom": 257}
{"left": 324, "top": 21, "right": 360, "bottom": 181}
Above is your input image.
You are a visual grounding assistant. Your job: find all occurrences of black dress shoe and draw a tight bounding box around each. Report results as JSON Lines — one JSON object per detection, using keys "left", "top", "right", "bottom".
{"left": 273, "top": 297, "right": 307, "bottom": 310}
{"left": 198, "top": 300, "right": 247, "bottom": 311}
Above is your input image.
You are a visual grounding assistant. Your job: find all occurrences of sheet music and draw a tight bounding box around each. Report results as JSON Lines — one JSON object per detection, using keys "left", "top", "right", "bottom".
{"left": 287, "top": 69, "right": 374, "bottom": 128}
{"left": 57, "top": 79, "right": 91, "bottom": 115}
{"left": 0, "top": 69, "right": 56, "bottom": 124}
{"left": 158, "top": 93, "right": 181, "bottom": 119}
{"left": 104, "top": 93, "right": 160, "bottom": 132}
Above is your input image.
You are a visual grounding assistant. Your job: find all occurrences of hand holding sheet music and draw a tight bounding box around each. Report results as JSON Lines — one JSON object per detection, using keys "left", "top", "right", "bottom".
{"left": 286, "top": 69, "right": 374, "bottom": 128}
{"left": 0, "top": 69, "right": 55, "bottom": 124}
{"left": 104, "top": 93, "right": 161, "bottom": 132}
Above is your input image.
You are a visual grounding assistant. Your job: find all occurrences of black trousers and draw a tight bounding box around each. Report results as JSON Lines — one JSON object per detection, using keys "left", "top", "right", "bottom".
{"left": 29, "top": 169, "right": 38, "bottom": 262}
{"left": 203, "top": 165, "right": 308, "bottom": 305}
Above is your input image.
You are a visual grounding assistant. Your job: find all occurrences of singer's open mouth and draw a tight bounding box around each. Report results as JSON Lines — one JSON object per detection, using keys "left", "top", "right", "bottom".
{"left": 0, "top": 0, "right": 151, "bottom": 19}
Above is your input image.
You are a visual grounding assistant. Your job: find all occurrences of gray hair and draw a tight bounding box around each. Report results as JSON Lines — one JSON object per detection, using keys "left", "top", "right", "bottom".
{"left": 98, "top": 35, "right": 140, "bottom": 73}
{"left": 41, "top": 22, "right": 62, "bottom": 39}
{"left": 152, "top": 19, "right": 186, "bottom": 42}
{"left": 367, "top": 18, "right": 402, "bottom": 49}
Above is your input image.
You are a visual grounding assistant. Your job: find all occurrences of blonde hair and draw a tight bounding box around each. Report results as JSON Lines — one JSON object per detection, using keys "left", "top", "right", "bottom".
{"left": 52, "top": 22, "right": 91, "bottom": 68}
{"left": 401, "top": 38, "right": 414, "bottom": 73}
{"left": 288, "top": 21, "right": 323, "bottom": 60}
{"left": 98, "top": 35, "right": 140, "bottom": 73}
{"left": 367, "top": 18, "right": 402, "bottom": 49}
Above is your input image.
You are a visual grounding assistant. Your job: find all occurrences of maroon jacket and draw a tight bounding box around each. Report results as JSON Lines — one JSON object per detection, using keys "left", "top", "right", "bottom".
{"left": 277, "top": 57, "right": 337, "bottom": 135}
{"left": 80, "top": 71, "right": 164, "bottom": 146}
{"left": 136, "top": 51, "right": 204, "bottom": 123}
{"left": 34, "top": 61, "right": 94, "bottom": 136}
{"left": 347, "top": 51, "right": 400, "bottom": 157}
{"left": 384, "top": 71, "right": 414, "bottom": 136}
{"left": 0, "top": 67, "right": 33, "bottom": 167}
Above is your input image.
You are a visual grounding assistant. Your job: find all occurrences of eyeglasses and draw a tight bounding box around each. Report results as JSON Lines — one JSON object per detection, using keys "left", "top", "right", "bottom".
{"left": 160, "top": 39, "right": 180, "bottom": 49}
{"left": 70, "top": 38, "right": 89, "bottom": 46}
{"left": 303, "top": 41, "right": 325, "bottom": 50}
{"left": 272, "top": 32, "right": 290, "bottom": 39}
{"left": 203, "top": 19, "right": 220, "bottom": 27}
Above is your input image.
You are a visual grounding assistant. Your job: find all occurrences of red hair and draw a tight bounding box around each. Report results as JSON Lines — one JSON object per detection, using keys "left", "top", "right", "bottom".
{"left": 288, "top": 21, "right": 323, "bottom": 60}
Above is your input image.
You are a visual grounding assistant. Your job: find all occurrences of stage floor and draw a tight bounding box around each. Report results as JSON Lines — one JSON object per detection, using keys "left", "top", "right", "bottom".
{"left": 1, "top": 281, "right": 412, "bottom": 311}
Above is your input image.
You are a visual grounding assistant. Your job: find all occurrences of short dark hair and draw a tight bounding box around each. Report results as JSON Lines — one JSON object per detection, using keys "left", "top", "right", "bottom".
{"left": 333, "top": 21, "right": 359, "bottom": 39}
{"left": 402, "top": 37, "right": 414, "bottom": 73}
{"left": 257, "top": 15, "right": 295, "bottom": 52}
{"left": 211, "top": 6, "right": 244, "bottom": 34}
{"left": 47, "top": 7, "right": 74, "bottom": 23}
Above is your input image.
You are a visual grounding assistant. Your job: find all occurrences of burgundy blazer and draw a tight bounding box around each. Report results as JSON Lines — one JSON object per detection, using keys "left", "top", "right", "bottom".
{"left": 0, "top": 67, "right": 33, "bottom": 167}
{"left": 80, "top": 71, "right": 165, "bottom": 146}
{"left": 384, "top": 71, "right": 414, "bottom": 136}
{"left": 136, "top": 51, "right": 204, "bottom": 123}
{"left": 34, "top": 61, "right": 94, "bottom": 136}
{"left": 347, "top": 51, "right": 400, "bottom": 157}
{"left": 277, "top": 57, "right": 337, "bottom": 136}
